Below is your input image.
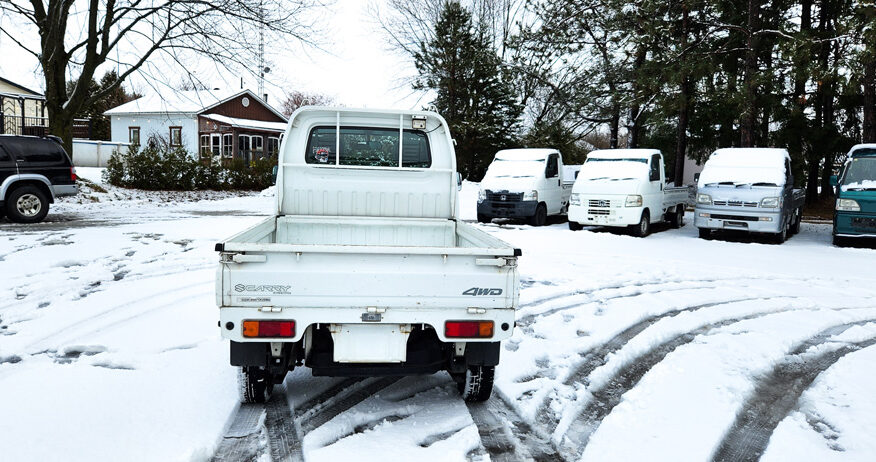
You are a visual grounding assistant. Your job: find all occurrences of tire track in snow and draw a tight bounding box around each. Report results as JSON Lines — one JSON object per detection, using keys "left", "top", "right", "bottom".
{"left": 466, "top": 394, "right": 560, "bottom": 461}
{"left": 712, "top": 325, "right": 876, "bottom": 462}
{"left": 299, "top": 377, "right": 400, "bottom": 435}
{"left": 534, "top": 296, "right": 802, "bottom": 433}
{"left": 556, "top": 308, "right": 876, "bottom": 459}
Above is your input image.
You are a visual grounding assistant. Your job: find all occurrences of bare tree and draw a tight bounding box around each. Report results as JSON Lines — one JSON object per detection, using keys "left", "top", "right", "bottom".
{"left": 280, "top": 90, "right": 336, "bottom": 116}
{"left": 0, "top": 0, "right": 326, "bottom": 154}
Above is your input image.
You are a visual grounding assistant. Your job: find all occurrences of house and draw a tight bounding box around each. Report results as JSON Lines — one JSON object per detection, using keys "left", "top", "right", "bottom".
{"left": 105, "top": 88, "right": 287, "bottom": 162}
{"left": 0, "top": 76, "right": 47, "bottom": 136}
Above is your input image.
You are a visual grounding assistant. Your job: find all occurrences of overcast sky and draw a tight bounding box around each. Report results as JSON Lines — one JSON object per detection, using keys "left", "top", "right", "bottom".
{"left": 0, "top": 0, "right": 425, "bottom": 111}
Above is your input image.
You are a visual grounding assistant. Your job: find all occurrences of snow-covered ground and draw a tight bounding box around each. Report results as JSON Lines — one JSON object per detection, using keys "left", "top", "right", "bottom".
{"left": 1, "top": 171, "right": 875, "bottom": 461}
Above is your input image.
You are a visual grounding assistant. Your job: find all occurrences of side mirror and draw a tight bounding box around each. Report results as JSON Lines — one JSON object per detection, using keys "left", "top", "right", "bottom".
{"left": 830, "top": 175, "right": 838, "bottom": 187}
{"left": 456, "top": 172, "right": 463, "bottom": 191}
{"left": 272, "top": 165, "right": 278, "bottom": 184}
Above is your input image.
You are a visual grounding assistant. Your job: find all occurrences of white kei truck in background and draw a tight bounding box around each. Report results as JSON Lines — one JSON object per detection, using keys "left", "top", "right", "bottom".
{"left": 567, "top": 149, "right": 689, "bottom": 236}
{"left": 477, "top": 149, "right": 576, "bottom": 226}
{"left": 694, "top": 148, "right": 805, "bottom": 243}
{"left": 215, "top": 108, "right": 520, "bottom": 403}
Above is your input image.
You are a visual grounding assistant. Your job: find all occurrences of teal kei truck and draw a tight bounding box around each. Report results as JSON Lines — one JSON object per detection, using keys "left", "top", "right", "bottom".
{"left": 832, "top": 144, "right": 876, "bottom": 246}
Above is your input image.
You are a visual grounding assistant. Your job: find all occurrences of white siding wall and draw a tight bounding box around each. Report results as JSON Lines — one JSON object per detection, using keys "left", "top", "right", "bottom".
{"left": 109, "top": 113, "right": 199, "bottom": 157}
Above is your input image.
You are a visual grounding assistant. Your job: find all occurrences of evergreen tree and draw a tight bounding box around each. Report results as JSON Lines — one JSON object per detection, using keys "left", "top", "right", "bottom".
{"left": 414, "top": 1, "right": 522, "bottom": 179}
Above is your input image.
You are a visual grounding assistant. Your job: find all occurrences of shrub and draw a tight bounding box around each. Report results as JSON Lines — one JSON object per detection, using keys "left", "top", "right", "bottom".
{"left": 103, "top": 135, "right": 277, "bottom": 191}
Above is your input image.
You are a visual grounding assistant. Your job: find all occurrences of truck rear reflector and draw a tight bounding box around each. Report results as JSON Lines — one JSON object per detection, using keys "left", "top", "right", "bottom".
{"left": 242, "top": 320, "right": 295, "bottom": 338}
{"left": 445, "top": 321, "right": 493, "bottom": 338}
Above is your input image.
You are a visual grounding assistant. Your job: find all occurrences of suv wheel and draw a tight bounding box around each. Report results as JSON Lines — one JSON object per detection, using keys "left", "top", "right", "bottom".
{"left": 6, "top": 185, "right": 49, "bottom": 224}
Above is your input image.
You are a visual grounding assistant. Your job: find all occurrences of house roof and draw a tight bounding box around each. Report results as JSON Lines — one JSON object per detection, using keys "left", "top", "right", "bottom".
{"left": 105, "top": 88, "right": 286, "bottom": 120}
{"left": 201, "top": 113, "right": 287, "bottom": 132}
{"left": 0, "top": 76, "right": 44, "bottom": 97}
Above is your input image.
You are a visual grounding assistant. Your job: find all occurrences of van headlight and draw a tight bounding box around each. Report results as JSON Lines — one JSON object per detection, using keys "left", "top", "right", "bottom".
{"left": 836, "top": 198, "right": 861, "bottom": 211}
{"left": 478, "top": 189, "right": 486, "bottom": 203}
{"left": 570, "top": 193, "right": 581, "bottom": 206}
{"left": 696, "top": 193, "right": 712, "bottom": 205}
{"left": 624, "top": 195, "right": 643, "bottom": 207}
{"left": 523, "top": 190, "right": 538, "bottom": 201}
{"left": 760, "top": 197, "right": 780, "bottom": 208}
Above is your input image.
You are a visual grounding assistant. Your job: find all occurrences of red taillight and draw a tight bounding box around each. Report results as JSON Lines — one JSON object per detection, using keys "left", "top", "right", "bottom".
{"left": 445, "top": 321, "right": 494, "bottom": 338}
{"left": 242, "top": 320, "right": 295, "bottom": 338}
{"left": 70, "top": 167, "right": 78, "bottom": 181}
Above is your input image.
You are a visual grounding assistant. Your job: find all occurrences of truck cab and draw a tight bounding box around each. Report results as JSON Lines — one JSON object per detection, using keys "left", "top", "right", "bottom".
{"left": 694, "top": 148, "right": 804, "bottom": 243}
{"left": 567, "top": 149, "right": 688, "bottom": 237}
{"left": 832, "top": 144, "right": 876, "bottom": 246}
{"left": 476, "top": 149, "right": 574, "bottom": 226}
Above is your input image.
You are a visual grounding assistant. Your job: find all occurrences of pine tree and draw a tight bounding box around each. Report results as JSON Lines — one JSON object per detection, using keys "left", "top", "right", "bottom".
{"left": 414, "top": 1, "right": 522, "bottom": 179}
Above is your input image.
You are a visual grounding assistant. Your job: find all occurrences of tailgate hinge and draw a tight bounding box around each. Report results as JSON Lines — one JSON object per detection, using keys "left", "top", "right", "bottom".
{"left": 475, "top": 257, "right": 517, "bottom": 267}
{"left": 220, "top": 252, "right": 267, "bottom": 264}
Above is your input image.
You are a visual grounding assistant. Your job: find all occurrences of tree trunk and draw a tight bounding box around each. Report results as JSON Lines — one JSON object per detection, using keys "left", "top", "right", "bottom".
{"left": 609, "top": 102, "right": 620, "bottom": 149}
{"left": 674, "top": 3, "right": 690, "bottom": 186}
{"left": 790, "top": 0, "right": 811, "bottom": 189}
{"left": 629, "top": 43, "right": 647, "bottom": 149}
{"left": 864, "top": 58, "right": 876, "bottom": 143}
{"left": 740, "top": 0, "right": 761, "bottom": 147}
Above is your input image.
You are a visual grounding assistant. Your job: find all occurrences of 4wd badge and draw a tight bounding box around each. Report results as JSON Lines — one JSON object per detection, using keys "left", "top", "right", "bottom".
{"left": 462, "top": 287, "right": 503, "bottom": 296}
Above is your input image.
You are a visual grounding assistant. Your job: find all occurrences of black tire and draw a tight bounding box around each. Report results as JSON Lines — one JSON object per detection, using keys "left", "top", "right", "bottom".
{"left": 477, "top": 214, "right": 491, "bottom": 224}
{"left": 668, "top": 206, "right": 684, "bottom": 229}
{"left": 239, "top": 366, "right": 273, "bottom": 403}
{"left": 773, "top": 223, "right": 787, "bottom": 244}
{"left": 698, "top": 228, "right": 712, "bottom": 240}
{"left": 5, "top": 185, "right": 49, "bottom": 224}
{"left": 833, "top": 234, "right": 847, "bottom": 247}
{"left": 790, "top": 208, "right": 802, "bottom": 235}
{"left": 456, "top": 365, "right": 495, "bottom": 402}
{"left": 630, "top": 211, "right": 650, "bottom": 237}
{"left": 529, "top": 203, "right": 547, "bottom": 227}
{"left": 568, "top": 220, "right": 583, "bottom": 231}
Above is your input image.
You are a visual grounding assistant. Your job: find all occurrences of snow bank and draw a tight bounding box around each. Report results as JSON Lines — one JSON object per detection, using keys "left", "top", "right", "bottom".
{"left": 698, "top": 148, "right": 789, "bottom": 187}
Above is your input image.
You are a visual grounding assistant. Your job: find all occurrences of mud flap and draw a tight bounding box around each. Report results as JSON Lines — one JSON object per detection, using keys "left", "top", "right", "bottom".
{"left": 231, "top": 341, "right": 269, "bottom": 366}
{"left": 465, "top": 342, "right": 501, "bottom": 367}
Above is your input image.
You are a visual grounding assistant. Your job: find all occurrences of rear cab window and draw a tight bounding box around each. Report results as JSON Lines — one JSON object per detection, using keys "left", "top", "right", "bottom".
{"left": 305, "top": 126, "right": 431, "bottom": 168}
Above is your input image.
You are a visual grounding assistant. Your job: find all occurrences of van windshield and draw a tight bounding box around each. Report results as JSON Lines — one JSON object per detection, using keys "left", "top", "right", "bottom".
{"left": 841, "top": 157, "right": 876, "bottom": 191}
{"left": 579, "top": 158, "right": 648, "bottom": 181}
{"left": 483, "top": 159, "right": 543, "bottom": 178}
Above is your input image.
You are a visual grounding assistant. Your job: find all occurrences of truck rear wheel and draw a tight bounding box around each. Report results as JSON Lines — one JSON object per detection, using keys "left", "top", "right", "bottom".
{"left": 529, "top": 203, "right": 547, "bottom": 227}
{"left": 568, "top": 220, "right": 583, "bottom": 231}
{"left": 456, "top": 365, "right": 495, "bottom": 402}
{"left": 669, "top": 206, "right": 684, "bottom": 229}
{"left": 239, "top": 366, "right": 273, "bottom": 403}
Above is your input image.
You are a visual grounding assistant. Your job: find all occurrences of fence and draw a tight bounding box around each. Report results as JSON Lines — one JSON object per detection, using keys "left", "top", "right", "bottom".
{"left": 0, "top": 114, "right": 92, "bottom": 139}
{"left": 71, "top": 140, "right": 131, "bottom": 167}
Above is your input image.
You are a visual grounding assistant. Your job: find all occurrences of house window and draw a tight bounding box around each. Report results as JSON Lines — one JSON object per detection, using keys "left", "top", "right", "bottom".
{"left": 169, "top": 127, "right": 182, "bottom": 147}
{"left": 252, "top": 136, "right": 264, "bottom": 160}
{"left": 239, "top": 135, "right": 251, "bottom": 163}
{"left": 267, "top": 136, "right": 280, "bottom": 157}
{"left": 211, "top": 134, "right": 221, "bottom": 158}
{"left": 223, "top": 134, "right": 233, "bottom": 158}
{"left": 200, "top": 135, "right": 210, "bottom": 157}
{"left": 129, "top": 127, "right": 140, "bottom": 146}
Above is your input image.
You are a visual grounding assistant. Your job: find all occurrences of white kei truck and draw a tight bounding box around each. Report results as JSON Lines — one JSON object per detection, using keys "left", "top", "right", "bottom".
{"left": 215, "top": 108, "right": 520, "bottom": 403}
{"left": 477, "top": 149, "right": 576, "bottom": 226}
{"left": 567, "top": 149, "right": 689, "bottom": 236}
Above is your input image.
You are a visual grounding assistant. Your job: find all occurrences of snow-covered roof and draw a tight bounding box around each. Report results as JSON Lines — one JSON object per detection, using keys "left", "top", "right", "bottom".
{"left": 201, "top": 114, "right": 287, "bottom": 132}
{"left": 587, "top": 149, "right": 660, "bottom": 160}
{"left": 106, "top": 88, "right": 241, "bottom": 115}
{"left": 699, "top": 148, "right": 790, "bottom": 186}
{"left": 105, "top": 88, "right": 285, "bottom": 120}
{"left": 848, "top": 144, "right": 876, "bottom": 157}
{"left": 494, "top": 148, "right": 557, "bottom": 161}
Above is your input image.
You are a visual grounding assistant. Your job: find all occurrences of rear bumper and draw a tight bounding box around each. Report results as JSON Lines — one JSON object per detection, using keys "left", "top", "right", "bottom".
{"left": 52, "top": 184, "right": 78, "bottom": 197}
{"left": 477, "top": 200, "right": 538, "bottom": 218}
{"left": 694, "top": 208, "right": 782, "bottom": 233}
{"left": 834, "top": 211, "right": 876, "bottom": 237}
{"left": 219, "top": 306, "right": 516, "bottom": 343}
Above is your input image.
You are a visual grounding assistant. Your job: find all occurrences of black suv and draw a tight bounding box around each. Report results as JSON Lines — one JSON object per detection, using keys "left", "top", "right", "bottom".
{"left": 0, "top": 135, "right": 79, "bottom": 223}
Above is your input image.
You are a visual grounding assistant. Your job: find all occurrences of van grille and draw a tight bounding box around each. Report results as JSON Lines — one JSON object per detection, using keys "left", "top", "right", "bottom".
{"left": 713, "top": 200, "right": 758, "bottom": 207}
{"left": 589, "top": 199, "right": 611, "bottom": 208}
{"left": 487, "top": 191, "right": 522, "bottom": 202}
